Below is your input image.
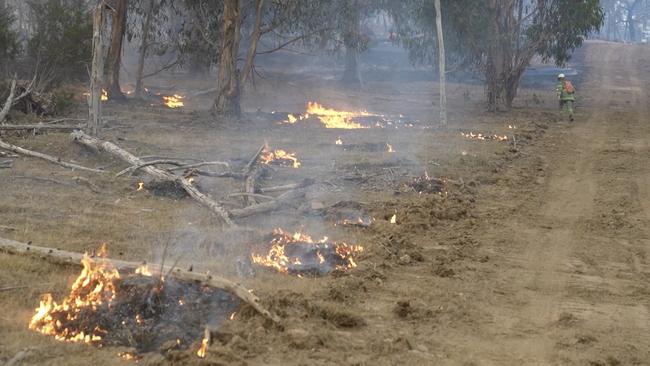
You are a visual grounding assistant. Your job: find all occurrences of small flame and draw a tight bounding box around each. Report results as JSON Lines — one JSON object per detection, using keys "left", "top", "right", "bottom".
{"left": 390, "top": 214, "right": 397, "bottom": 224}
{"left": 118, "top": 352, "right": 140, "bottom": 361}
{"left": 135, "top": 264, "right": 152, "bottom": 276}
{"left": 335, "top": 137, "right": 343, "bottom": 145}
{"left": 136, "top": 182, "right": 144, "bottom": 191}
{"left": 460, "top": 132, "right": 508, "bottom": 141}
{"left": 284, "top": 102, "right": 374, "bottom": 129}
{"left": 163, "top": 94, "right": 184, "bottom": 108}
{"left": 229, "top": 312, "right": 236, "bottom": 320}
{"left": 101, "top": 89, "right": 108, "bottom": 101}
{"left": 260, "top": 149, "right": 301, "bottom": 168}
{"left": 387, "top": 143, "right": 395, "bottom": 153}
{"left": 197, "top": 334, "right": 209, "bottom": 358}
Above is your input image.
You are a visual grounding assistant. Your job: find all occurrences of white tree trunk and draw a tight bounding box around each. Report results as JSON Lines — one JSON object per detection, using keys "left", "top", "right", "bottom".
{"left": 88, "top": 1, "right": 105, "bottom": 136}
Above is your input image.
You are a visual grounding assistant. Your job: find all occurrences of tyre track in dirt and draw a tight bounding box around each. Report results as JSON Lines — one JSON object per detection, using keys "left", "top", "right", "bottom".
{"left": 459, "top": 42, "right": 650, "bottom": 365}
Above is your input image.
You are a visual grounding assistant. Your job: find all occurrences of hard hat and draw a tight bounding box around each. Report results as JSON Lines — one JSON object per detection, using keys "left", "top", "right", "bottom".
{"left": 558, "top": 73, "right": 565, "bottom": 78}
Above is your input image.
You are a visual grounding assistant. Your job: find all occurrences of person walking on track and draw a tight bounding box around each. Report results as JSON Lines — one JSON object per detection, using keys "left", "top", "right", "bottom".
{"left": 556, "top": 73, "right": 576, "bottom": 121}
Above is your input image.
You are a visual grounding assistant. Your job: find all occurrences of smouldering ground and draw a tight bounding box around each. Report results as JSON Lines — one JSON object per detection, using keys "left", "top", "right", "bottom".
{"left": 2, "top": 41, "right": 648, "bottom": 365}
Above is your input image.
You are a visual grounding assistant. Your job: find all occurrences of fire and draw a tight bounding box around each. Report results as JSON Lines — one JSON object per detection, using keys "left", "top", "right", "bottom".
{"left": 83, "top": 89, "right": 108, "bottom": 101}
{"left": 260, "top": 149, "right": 301, "bottom": 168}
{"left": 387, "top": 143, "right": 395, "bottom": 153}
{"left": 197, "top": 333, "right": 209, "bottom": 358}
{"left": 136, "top": 182, "right": 144, "bottom": 191}
{"left": 162, "top": 94, "right": 184, "bottom": 108}
{"left": 285, "top": 102, "right": 372, "bottom": 129}
{"left": 390, "top": 214, "right": 397, "bottom": 224}
{"left": 336, "top": 137, "right": 343, "bottom": 145}
{"left": 29, "top": 248, "right": 119, "bottom": 344}
{"left": 251, "top": 229, "right": 363, "bottom": 275}
{"left": 229, "top": 312, "right": 236, "bottom": 320}
{"left": 135, "top": 263, "right": 152, "bottom": 276}
{"left": 460, "top": 132, "right": 508, "bottom": 141}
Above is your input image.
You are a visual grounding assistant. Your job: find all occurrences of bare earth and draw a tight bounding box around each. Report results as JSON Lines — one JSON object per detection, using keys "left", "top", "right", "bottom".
{"left": 0, "top": 41, "right": 648, "bottom": 365}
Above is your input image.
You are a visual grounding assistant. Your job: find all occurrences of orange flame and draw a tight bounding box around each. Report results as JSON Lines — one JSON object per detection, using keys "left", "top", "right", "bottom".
{"left": 197, "top": 333, "right": 209, "bottom": 358}
{"left": 390, "top": 214, "right": 397, "bottom": 224}
{"left": 387, "top": 143, "right": 395, "bottom": 153}
{"left": 285, "top": 102, "right": 373, "bottom": 129}
{"left": 250, "top": 229, "right": 363, "bottom": 274}
{"left": 29, "top": 247, "right": 120, "bottom": 343}
{"left": 162, "top": 94, "right": 184, "bottom": 108}
{"left": 136, "top": 182, "right": 144, "bottom": 191}
{"left": 260, "top": 149, "right": 301, "bottom": 168}
{"left": 335, "top": 137, "right": 343, "bottom": 145}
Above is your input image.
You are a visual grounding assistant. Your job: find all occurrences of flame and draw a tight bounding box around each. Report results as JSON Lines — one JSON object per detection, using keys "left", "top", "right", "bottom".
{"left": 135, "top": 264, "right": 152, "bottom": 276}
{"left": 229, "top": 312, "right": 236, "bottom": 320}
{"left": 82, "top": 89, "right": 108, "bottom": 101}
{"left": 197, "top": 334, "right": 209, "bottom": 358}
{"left": 460, "top": 132, "right": 508, "bottom": 141}
{"left": 336, "top": 137, "right": 343, "bottom": 145}
{"left": 251, "top": 229, "right": 363, "bottom": 274}
{"left": 387, "top": 143, "right": 395, "bottom": 153}
{"left": 118, "top": 352, "right": 140, "bottom": 361}
{"left": 136, "top": 182, "right": 144, "bottom": 191}
{"left": 390, "top": 214, "right": 397, "bottom": 224}
{"left": 284, "top": 102, "right": 373, "bottom": 129}
{"left": 260, "top": 149, "right": 301, "bottom": 168}
{"left": 29, "top": 247, "right": 120, "bottom": 343}
{"left": 162, "top": 94, "right": 184, "bottom": 108}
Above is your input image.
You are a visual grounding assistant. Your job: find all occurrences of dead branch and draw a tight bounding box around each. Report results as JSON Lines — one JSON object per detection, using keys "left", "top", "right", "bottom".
{"left": 71, "top": 130, "right": 235, "bottom": 227}
{"left": 230, "top": 188, "right": 306, "bottom": 218}
{"left": 0, "top": 124, "right": 84, "bottom": 131}
{"left": 191, "top": 87, "right": 217, "bottom": 97}
{"left": 0, "top": 138, "right": 104, "bottom": 173}
{"left": 259, "top": 178, "right": 315, "bottom": 193}
{"left": 169, "top": 161, "right": 230, "bottom": 171}
{"left": 243, "top": 144, "right": 266, "bottom": 206}
{"left": 190, "top": 169, "right": 245, "bottom": 179}
{"left": 0, "top": 237, "right": 280, "bottom": 323}
{"left": 142, "top": 59, "right": 181, "bottom": 79}
{"left": 0, "top": 77, "right": 17, "bottom": 123}
{"left": 115, "top": 159, "right": 183, "bottom": 177}
{"left": 0, "top": 160, "right": 12, "bottom": 168}
{"left": 227, "top": 192, "right": 275, "bottom": 201}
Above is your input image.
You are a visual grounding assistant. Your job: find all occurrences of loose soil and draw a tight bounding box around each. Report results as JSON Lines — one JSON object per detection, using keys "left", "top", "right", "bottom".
{"left": 1, "top": 41, "right": 648, "bottom": 365}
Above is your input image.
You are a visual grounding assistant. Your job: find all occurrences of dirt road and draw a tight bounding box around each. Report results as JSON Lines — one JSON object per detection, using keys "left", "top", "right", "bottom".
{"left": 459, "top": 42, "right": 650, "bottom": 365}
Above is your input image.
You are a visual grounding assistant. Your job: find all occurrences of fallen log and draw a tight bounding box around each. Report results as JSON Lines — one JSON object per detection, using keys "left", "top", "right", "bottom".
{"left": 115, "top": 159, "right": 183, "bottom": 177}
{"left": 0, "top": 236, "right": 280, "bottom": 323}
{"left": 71, "top": 130, "right": 235, "bottom": 227}
{"left": 0, "top": 124, "right": 84, "bottom": 131}
{"left": 0, "top": 138, "right": 105, "bottom": 173}
{"left": 230, "top": 188, "right": 306, "bottom": 218}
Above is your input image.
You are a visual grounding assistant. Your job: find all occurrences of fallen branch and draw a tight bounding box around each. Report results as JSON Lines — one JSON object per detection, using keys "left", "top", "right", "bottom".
{"left": 230, "top": 188, "right": 306, "bottom": 218}
{"left": 191, "top": 87, "right": 217, "bottom": 97}
{"left": 243, "top": 144, "right": 266, "bottom": 206}
{"left": 115, "top": 159, "right": 183, "bottom": 177}
{"left": 0, "top": 160, "right": 12, "bottom": 168}
{"left": 0, "top": 237, "right": 280, "bottom": 323}
{"left": 169, "top": 161, "right": 230, "bottom": 171}
{"left": 0, "top": 138, "right": 104, "bottom": 173}
{"left": 227, "top": 192, "right": 275, "bottom": 201}
{"left": 259, "top": 178, "right": 315, "bottom": 193}
{"left": 71, "top": 130, "right": 234, "bottom": 227}
{"left": 0, "top": 124, "right": 84, "bottom": 131}
{"left": 191, "top": 169, "right": 245, "bottom": 179}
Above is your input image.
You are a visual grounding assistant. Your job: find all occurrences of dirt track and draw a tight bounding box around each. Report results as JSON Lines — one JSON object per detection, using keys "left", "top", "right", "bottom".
{"left": 0, "top": 42, "right": 649, "bottom": 365}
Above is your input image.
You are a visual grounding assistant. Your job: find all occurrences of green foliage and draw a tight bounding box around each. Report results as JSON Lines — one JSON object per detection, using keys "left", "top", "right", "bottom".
{"left": 0, "top": 3, "right": 19, "bottom": 76}
{"left": 27, "top": 0, "right": 93, "bottom": 84}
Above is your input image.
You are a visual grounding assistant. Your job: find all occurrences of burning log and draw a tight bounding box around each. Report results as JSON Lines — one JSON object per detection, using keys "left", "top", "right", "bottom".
{"left": 259, "top": 149, "right": 301, "bottom": 168}
{"left": 250, "top": 229, "right": 363, "bottom": 276}
{"left": 460, "top": 131, "right": 508, "bottom": 141}
{"left": 0, "top": 138, "right": 104, "bottom": 174}
{"left": 71, "top": 130, "right": 234, "bottom": 227}
{"left": 0, "top": 237, "right": 280, "bottom": 324}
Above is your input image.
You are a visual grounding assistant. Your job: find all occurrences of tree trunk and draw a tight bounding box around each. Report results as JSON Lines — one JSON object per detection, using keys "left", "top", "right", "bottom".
{"left": 88, "top": 1, "right": 105, "bottom": 136}
{"left": 213, "top": 0, "right": 241, "bottom": 118}
{"left": 342, "top": 2, "right": 362, "bottom": 88}
{"left": 240, "top": 0, "right": 264, "bottom": 89}
{"left": 104, "top": 0, "right": 127, "bottom": 101}
{"left": 434, "top": 0, "right": 447, "bottom": 126}
{"left": 135, "top": 0, "right": 155, "bottom": 98}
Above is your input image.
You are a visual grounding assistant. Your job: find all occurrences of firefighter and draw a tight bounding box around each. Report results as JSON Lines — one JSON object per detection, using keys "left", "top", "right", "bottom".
{"left": 556, "top": 73, "right": 575, "bottom": 121}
